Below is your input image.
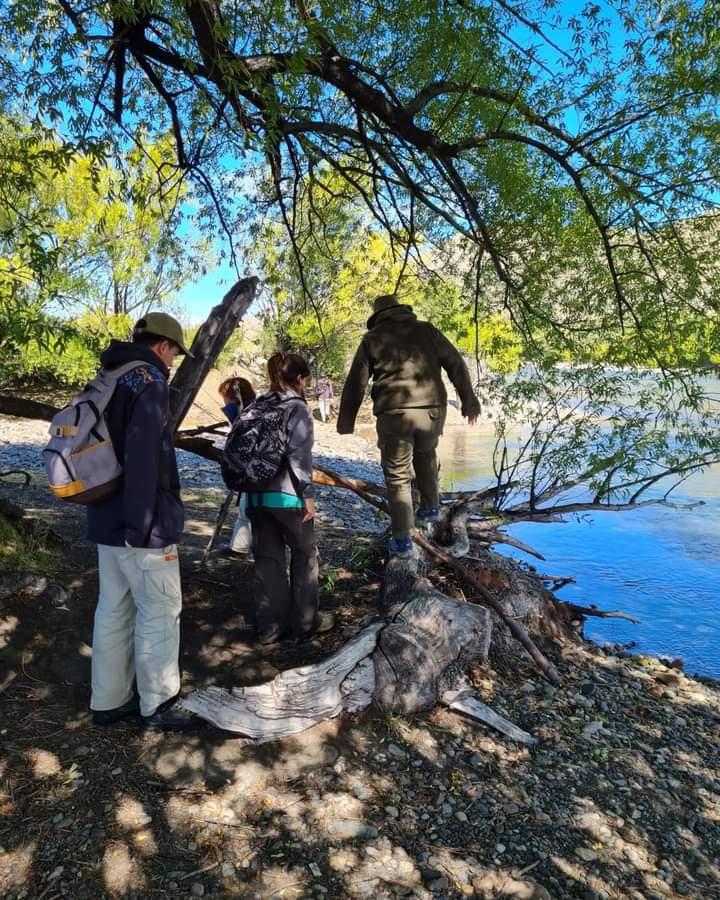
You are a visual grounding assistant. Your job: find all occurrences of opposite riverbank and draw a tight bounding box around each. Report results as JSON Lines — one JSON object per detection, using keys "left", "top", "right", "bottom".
{"left": 1, "top": 414, "right": 719, "bottom": 900}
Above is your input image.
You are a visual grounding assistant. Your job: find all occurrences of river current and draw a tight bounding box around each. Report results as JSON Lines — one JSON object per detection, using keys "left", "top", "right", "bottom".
{"left": 437, "top": 425, "right": 720, "bottom": 679}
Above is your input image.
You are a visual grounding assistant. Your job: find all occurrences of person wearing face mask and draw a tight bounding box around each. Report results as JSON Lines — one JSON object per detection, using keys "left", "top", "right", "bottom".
{"left": 218, "top": 376, "right": 256, "bottom": 555}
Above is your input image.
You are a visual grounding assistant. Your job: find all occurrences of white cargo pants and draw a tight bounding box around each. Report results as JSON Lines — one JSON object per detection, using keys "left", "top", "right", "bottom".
{"left": 91, "top": 544, "right": 182, "bottom": 717}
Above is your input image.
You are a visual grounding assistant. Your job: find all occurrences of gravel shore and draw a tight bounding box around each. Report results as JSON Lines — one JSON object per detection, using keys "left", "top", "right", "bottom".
{"left": 0, "top": 414, "right": 386, "bottom": 534}
{"left": 2, "top": 414, "right": 719, "bottom": 900}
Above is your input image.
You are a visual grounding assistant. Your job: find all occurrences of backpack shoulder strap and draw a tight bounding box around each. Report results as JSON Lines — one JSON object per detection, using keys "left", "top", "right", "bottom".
{"left": 103, "top": 359, "right": 158, "bottom": 382}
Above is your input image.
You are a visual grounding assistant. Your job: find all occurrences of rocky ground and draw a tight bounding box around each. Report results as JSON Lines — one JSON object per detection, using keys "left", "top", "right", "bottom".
{"left": 1, "top": 414, "right": 719, "bottom": 900}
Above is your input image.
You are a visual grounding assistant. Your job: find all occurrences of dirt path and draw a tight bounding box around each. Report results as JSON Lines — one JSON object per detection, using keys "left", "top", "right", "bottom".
{"left": 1, "top": 480, "right": 719, "bottom": 900}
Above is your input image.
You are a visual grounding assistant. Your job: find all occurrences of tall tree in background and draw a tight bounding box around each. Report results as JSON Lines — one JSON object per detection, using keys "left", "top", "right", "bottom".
{"left": 3, "top": 0, "right": 720, "bottom": 499}
{"left": 1, "top": 114, "right": 208, "bottom": 382}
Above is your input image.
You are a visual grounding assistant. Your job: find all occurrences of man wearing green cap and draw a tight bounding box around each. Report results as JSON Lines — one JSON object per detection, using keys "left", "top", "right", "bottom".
{"left": 337, "top": 294, "right": 480, "bottom": 558}
{"left": 86, "top": 312, "right": 200, "bottom": 732}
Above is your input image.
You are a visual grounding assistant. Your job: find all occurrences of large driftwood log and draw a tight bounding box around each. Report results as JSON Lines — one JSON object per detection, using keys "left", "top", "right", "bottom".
{"left": 180, "top": 584, "right": 504, "bottom": 742}
{"left": 374, "top": 581, "right": 492, "bottom": 713}
{"left": 180, "top": 625, "right": 383, "bottom": 740}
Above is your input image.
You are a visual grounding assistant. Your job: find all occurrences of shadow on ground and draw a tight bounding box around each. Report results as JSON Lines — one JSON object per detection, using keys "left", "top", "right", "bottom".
{"left": 0, "top": 478, "right": 719, "bottom": 899}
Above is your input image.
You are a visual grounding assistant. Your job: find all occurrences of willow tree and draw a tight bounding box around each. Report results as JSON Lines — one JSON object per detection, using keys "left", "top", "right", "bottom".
{"left": 3, "top": 0, "right": 720, "bottom": 497}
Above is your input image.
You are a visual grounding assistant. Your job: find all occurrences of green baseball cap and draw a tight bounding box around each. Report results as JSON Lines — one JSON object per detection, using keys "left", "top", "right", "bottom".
{"left": 133, "top": 312, "right": 193, "bottom": 356}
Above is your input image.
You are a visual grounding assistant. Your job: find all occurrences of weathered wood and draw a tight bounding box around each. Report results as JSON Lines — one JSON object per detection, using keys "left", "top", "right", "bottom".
{"left": 563, "top": 602, "right": 641, "bottom": 624}
{"left": 179, "top": 624, "right": 383, "bottom": 740}
{"left": 0, "top": 394, "right": 60, "bottom": 422}
{"left": 168, "top": 276, "right": 259, "bottom": 432}
{"left": 180, "top": 576, "right": 497, "bottom": 740}
{"left": 413, "top": 530, "right": 562, "bottom": 686}
{"left": 306, "top": 466, "right": 562, "bottom": 686}
{"left": 313, "top": 462, "right": 387, "bottom": 498}
{"left": 442, "top": 688, "right": 537, "bottom": 745}
{"left": 201, "top": 489, "right": 235, "bottom": 564}
{"left": 374, "top": 581, "right": 493, "bottom": 714}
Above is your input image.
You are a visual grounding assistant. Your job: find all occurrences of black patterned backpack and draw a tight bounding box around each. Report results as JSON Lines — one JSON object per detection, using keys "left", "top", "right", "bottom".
{"left": 221, "top": 392, "right": 291, "bottom": 492}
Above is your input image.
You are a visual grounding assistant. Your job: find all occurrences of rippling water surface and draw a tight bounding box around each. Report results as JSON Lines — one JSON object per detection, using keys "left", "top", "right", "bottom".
{"left": 437, "top": 426, "right": 720, "bottom": 679}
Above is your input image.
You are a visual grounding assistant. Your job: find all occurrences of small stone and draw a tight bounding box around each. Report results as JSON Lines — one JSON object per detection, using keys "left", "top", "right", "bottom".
{"left": 111, "top": 767, "right": 122, "bottom": 776}
{"left": 350, "top": 780, "right": 372, "bottom": 801}
{"left": 222, "top": 863, "right": 235, "bottom": 877}
{"left": 48, "top": 866, "right": 64, "bottom": 881}
{"left": 385, "top": 806, "right": 399, "bottom": 818}
{"left": 387, "top": 743, "right": 406, "bottom": 759}
{"left": 308, "top": 862, "right": 322, "bottom": 877}
{"left": 456, "top": 811, "right": 468, "bottom": 822}
{"left": 420, "top": 867, "right": 444, "bottom": 882}
{"left": 191, "top": 883, "right": 205, "bottom": 897}
{"left": 575, "top": 847, "right": 598, "bottom": 862}
{"left": 495, "top": 843, "right": 506, "bottom": 854}
{"left": 581, "top": 721, "right": 604, "bottom": 739}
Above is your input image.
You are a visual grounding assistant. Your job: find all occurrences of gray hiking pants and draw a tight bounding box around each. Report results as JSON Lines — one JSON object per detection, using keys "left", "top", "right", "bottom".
{"left": 376, "top": 406, "right": 446, "bottom": 539}
{"left": 247, "top": 507, "right": 319, "bottom": 640}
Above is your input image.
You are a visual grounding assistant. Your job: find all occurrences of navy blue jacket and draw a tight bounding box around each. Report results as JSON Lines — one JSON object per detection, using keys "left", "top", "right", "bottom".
{"left": 86, "top": 341, "right": 184, "bottom": 548}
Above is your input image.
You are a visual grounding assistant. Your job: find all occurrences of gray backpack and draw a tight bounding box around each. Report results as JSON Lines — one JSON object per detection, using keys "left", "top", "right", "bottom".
{"left": 42, "top": 361, "right": 146, "bottom": 505}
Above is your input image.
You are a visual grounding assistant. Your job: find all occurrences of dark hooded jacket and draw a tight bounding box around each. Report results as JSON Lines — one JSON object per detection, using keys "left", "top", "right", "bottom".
{"left": 86, "top": 340, "right": 184, "bottom": 548}
{"left": 336, "top": 304, "right": 481, "bottom": 434}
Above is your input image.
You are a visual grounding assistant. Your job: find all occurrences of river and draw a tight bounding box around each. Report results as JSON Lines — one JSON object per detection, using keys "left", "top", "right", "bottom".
{"left": 437, "top": 424, "right": 720, "bottom": 679}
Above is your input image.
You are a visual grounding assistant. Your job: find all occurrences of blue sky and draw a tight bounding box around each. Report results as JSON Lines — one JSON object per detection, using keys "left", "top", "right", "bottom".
{"left": 177, "top": 263, "right": 240, "bottom": 323}
{"left": 175, "top": 0, "right": 635, "bottom": 325}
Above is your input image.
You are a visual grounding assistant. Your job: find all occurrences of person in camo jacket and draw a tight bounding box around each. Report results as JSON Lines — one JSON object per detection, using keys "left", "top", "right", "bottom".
{"left": 86, "top": 312, "right": 200, "bottom": 732}
{"left": 337, "top": 294, "right": 480, "bottom": 559}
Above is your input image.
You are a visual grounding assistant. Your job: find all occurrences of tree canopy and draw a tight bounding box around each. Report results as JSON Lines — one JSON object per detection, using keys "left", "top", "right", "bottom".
{"left": 4, "top": 0, "right": 720, "bottom": 355}
{"left": 0, "top": 113, "right": 207, "bottom": 383}
{"left": 3, "top": 0, "right": 720, "bottom": 500}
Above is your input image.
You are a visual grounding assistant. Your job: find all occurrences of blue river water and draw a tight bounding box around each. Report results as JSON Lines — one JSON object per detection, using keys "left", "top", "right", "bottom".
{"left": 437, "top": 425, "right": 720, "bottom": 679}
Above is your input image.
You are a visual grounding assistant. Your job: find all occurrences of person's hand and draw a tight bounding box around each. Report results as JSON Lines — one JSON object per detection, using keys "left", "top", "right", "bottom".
{"left": 466, "top": 414, "right": 478, "bottom": 425}
{"left": 302, "top": 498, "right": 316, "bottom": 522}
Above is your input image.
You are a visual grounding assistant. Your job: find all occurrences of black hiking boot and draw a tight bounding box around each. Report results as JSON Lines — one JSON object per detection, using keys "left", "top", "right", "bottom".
{"left": 140, "top": 699, "right": 204, "bottom": 733}
{"left": 92, "top": 697, "right": 140, "bottom": 727}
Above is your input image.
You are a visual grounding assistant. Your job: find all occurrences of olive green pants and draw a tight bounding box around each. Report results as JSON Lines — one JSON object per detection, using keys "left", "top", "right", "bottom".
{"left": 376, "top": 407, "right": 446, "bottom": 539}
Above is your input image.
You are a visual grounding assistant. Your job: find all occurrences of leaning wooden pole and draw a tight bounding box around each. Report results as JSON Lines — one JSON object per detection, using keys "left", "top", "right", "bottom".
{"left": 168, "top": 276, "right": 259, "bottom": 433}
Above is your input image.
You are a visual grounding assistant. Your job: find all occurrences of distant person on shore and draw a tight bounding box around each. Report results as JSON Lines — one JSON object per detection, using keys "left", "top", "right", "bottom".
{"left": 219, "top": 377, "right": 257, "bottom": 555}
{"left": 337, "top": 294, "right": 480, "bottom": 558}
{"left": 86, "top": 312, "right": 199, "bottom": 732}
{"left": 316, "top": 374, "right": 334, "bottom": 422}
{"left": 245, "top": 352, "right": 334, "bottom": 644}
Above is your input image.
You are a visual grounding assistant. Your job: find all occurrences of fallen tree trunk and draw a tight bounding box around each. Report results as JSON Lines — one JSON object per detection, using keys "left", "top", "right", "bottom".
{"left": 181, "top": 585, "right": 507, "bottom": 742}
